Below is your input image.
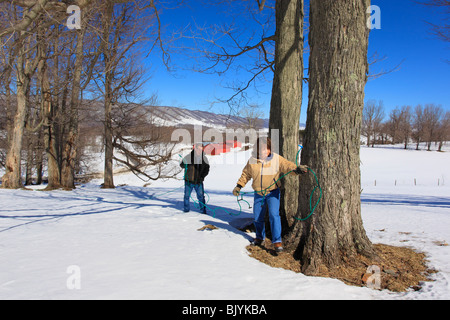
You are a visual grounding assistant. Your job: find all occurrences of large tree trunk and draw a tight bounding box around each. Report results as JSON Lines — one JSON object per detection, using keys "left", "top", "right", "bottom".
{"left": 3, "top": 62, "right": 14, "bottom": 149}
{"left": 296, "top": 0, "right": 377, "bottom": 275}
{"left": 1, "top": 44, "right": 32, "bottom": 189}
{"left": 268, "top": 0, "right": 304, "bottom": 242}
{"left": 1, "top": 59, "right": 17, "bottom": 188}
{"left": 102, "top": 1, "right": 115, "bottom": 189}
{"left": 41, "top": 60, "right": 62, "bottom": 190}
{"left": 103, "top": 89, "right": 115, "bottom": 189}
{"left": 1, "top": 79, "right": 28, "bottom": 189}
{"left": 61, "top": 29, "right": 84, "bottom": 190}
{"left": 35, "top": 128, "right": 44, "bottom": 185}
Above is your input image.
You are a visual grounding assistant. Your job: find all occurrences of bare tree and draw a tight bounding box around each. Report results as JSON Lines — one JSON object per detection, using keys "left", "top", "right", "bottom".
{"left": 1, "top": 4, "right": 46, "bottom": 188}
{"left": 436, "top": 111, "right": 450, "bottom": 151}
{"left": 386, "top": 107, "right": 404, "bottom": 145}
{"left": 412, "top": 104, "right": 426, "bottom": 150}
{"left": 33, "top": 21, "right": 89, "bottom": 190}
{"left": 93, "top": 0, "right": 158, "bottom": 188}
{"left": 423, "top": 103, "right": 444, "bottom": 150}
{"left": 241, "top": 104, "right": 265, "bottom": 130}
{"left": 172, "top": 0, "right": 277, "bottom": 113}
{"left": 1, "top": 0, "right": 150, "bottom": 189}
{"left": 362, "top": 100, "right": 385, "bottom": 146}
{"left": 399, "top": 106, "right": 413, "bottom": 149}
{"left": 111, "top": 101, "right": 179, "bottom": 182}
{"left": 0, "top": 0, "right": 82, "bottom": 188}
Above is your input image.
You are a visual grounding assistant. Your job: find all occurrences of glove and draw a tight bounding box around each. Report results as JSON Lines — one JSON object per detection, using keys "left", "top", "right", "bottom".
{"left": 294, "top": 165, "right": 309, "bottom": 174}
{"left": 232, "top": 185, "right": 242, "bottom": 196}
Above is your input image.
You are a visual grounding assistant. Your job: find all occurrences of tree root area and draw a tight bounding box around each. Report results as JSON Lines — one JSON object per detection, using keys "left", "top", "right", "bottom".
{"left": 246, "top": 241, "right": 437, "bottom": 292}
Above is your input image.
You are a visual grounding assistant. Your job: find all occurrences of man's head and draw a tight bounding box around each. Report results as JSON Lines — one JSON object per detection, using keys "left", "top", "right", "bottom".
{"left": 253, "top": 137, "right": 271, "bottom": 160}
{"left": 193, "top": 143, "right": 204, "bottom": 155}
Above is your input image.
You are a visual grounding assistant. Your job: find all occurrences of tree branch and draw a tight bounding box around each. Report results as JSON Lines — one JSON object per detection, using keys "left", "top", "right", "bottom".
{"left": 0, "top": 0, "right": 50, "bottom": 38}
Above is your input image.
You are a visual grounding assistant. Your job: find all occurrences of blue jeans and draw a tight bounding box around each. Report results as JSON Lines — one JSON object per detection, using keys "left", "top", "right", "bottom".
{"left": 253, "top": 188, "right": 282, "bottom": 244}
{"left": 184, "top": 182, "right": 207, "bottom": 214}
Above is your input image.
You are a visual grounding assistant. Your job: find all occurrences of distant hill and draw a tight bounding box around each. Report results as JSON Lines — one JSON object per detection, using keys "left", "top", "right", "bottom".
{"left": 147, "top": 105, "right": 269, "bottom": 130}
{"left": 78, "top": 102, "right": 270, "bottom": 131}
{"left": 143, "top": 105, "right": 307, "bottom": 130}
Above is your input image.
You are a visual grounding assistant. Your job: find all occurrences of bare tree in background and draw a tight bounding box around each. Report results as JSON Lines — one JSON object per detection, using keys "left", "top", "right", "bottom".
{"left": 423, "top": 104, "right": 444, "bottom": 151}
{"left": 95, "top": 0, "right": 159, "bottom": 188}
{"left": 398, "top": 106, "right": 413, "bottom": 149}
{"left": 111, "top": 101, "right": 179, "bottom": 182}
{"left": 0, "top": 0, "right": 98, "bottom": 189}
{"left": 387, "top": 108, "right": 403, "bottom": 144}
{"left": 0, "top": 3, "right": 47, "bottom": 188}
{"left": 436, "top": 111, "right": 450, "bottom": 151}
{"left": 413, "top": 104, "right": 426, "bottom": 150}
{"left": 0, "top": 0, "right": 175, "bottom": 189}
{"left": 241, "top": 104, "right": 265, "bottom": 130}
{"left": 362, "top": 100, "right": 385, "bottom": 147}
{"left": 92, "top": 0, "right": 183, "bottom": 188}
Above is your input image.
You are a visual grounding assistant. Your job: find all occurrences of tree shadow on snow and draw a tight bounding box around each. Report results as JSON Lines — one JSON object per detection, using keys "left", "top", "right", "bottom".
{"left": 0, "top": 184, "right": 255, "bottom": 241}
{"left": 116, "top": 185, "right": 255, "bottom": 241}
{"left": 361, "top": 193, "right": 450, "bottom": 209}
{"left": 0, "top": 185, "right": 181, "bottom": 233}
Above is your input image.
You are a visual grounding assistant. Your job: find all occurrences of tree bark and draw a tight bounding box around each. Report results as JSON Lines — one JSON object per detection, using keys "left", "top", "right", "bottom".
{"left": 2, "top": 79, "right": 28, "bottom": 188}
{"left": 35, "top": 127, "right": 44, "bottom": 185}
{"left": 61, "top": 29, "right": 84, "bottom": 190}
{"left": 40, "top": 59, "right": 61, "bottom": 190}
{"left": 296, "top": 0, "right": 377, "bottom": 275}
{"left": 1, "top": 37, "right": 36, "bottom": 188}
{"left": 102, "top": 1, "right": 115, "bottom": 189}
{"left": 268, "top": 0, "right": 304, "bottom": 245}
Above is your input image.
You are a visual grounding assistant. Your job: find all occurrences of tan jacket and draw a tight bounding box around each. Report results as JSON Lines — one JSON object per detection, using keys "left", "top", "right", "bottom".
{"left": 237, "top": 153, "right": 297, "bottom": 196}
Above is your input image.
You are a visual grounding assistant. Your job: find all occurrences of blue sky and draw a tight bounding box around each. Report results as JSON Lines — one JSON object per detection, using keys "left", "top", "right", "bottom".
{"left": 365, "top": 0, "right": 450, "bottom": 117}
{"left": 145, "top": 0, "right": 449, "bottom": 123}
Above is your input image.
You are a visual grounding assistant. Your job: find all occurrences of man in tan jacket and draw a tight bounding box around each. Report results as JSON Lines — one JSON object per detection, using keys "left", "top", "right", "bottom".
{"left": 233, "top": 137, "right": 307, "bottom": 252}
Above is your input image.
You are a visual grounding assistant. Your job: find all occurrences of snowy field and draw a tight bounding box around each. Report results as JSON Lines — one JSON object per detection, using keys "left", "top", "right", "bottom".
{"left": 0, "top": 143, "right": 449, "bottom": 300}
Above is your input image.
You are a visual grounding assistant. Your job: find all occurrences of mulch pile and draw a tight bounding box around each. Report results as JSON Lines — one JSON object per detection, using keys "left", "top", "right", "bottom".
{"left": 247, "top": 240, "right": 438, "bottom": 292}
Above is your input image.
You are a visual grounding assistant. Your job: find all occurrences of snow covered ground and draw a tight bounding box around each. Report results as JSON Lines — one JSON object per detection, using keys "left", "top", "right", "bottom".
{"left": 0, "top": 144, "right": 449, "bottom": 300}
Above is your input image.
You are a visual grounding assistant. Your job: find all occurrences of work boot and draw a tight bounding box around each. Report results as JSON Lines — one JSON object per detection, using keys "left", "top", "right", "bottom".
{"left": 251, "top": 238, "right": 264, "bottom": 246}
{"left": 274, "top": 242, "right": 284, "bottom": 252}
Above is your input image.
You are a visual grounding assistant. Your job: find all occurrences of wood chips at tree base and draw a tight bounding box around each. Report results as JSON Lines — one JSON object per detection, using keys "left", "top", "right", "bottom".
{"left": 246, "top": 241, "right": 438, "bottom": 292}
